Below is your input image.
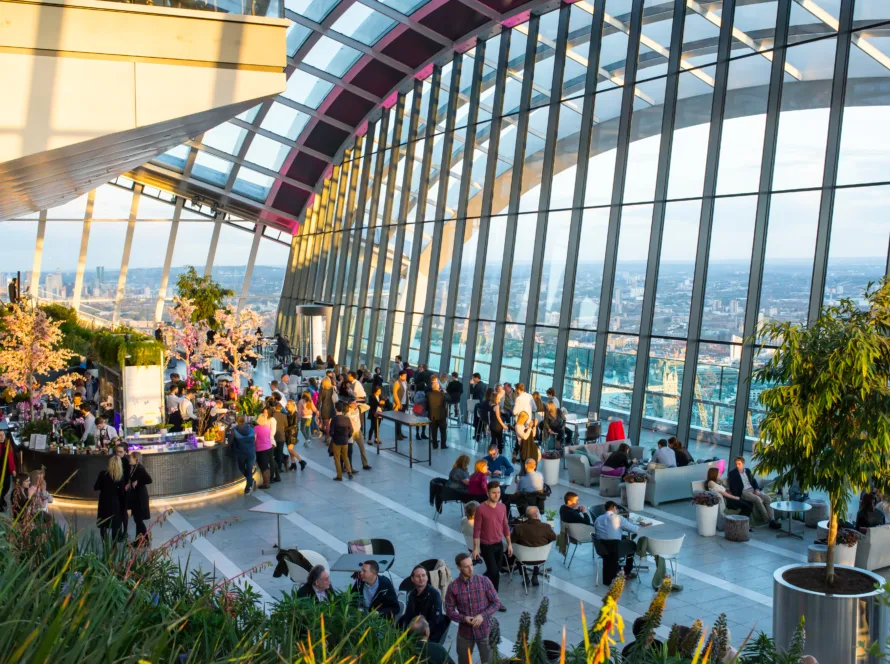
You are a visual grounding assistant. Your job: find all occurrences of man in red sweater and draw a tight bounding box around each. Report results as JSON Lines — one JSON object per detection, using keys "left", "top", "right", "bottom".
{"left": 472, "top": 481, "right": 511, "bottom": 609}
{"left": 0, "top": 429, "right": 16, "bottom": 513}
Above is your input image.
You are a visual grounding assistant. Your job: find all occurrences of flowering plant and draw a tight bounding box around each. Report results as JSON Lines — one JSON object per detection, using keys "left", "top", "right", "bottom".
{"left": 540, "top": 449, "right": 562, "bottom": 460}
{"left": 202, "top": 308, "right": 262, "bottom": 391}
{"left": 623, "top": 470, "right": 649, "bottom": 483}
{"left": 836, "top": 528, "right": 859, "bottom": 547}
{"left": 692, "top": 491, "right": 721, "bottom": 507}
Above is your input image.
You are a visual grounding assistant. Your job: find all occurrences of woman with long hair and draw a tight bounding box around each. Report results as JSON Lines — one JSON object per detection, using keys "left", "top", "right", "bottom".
{"left": 299, "top": 391, "right": 319, "bottom": 446}
{"left": 285, "top": 400, "right": 308, "bottom": 471}
{"left": 127, "top": 451, "right": 153, "bottom": 544}
{"left": 94, "top": 455, "right": 124, "bottom": 541}
{"left": 448, "top": 454, "right": 471, "bottom": 491}
{"left": 515, "top": 411, "right": 539, "bottom": 464}
{"left": 467, "top": 460, "right": 489, "bottom": 496}
{"left": 318, "top": 377, "right": 336, "bottom": 442}
{"left": 254, "top": 412, "right": 274, "bottom": 489}
{"left": 489, "top": 388, "right": 506, "bottom": 455}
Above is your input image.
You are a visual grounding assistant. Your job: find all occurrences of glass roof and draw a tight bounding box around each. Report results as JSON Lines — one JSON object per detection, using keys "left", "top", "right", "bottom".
{"left": 261, "top": 102, "right": 310, "bottom": 140}
{"left": 303, "top": 35, "right": 363, "bottom": 77}
{"left": 282, "top": 69, "right": 334, "bottom": 108}
{"left": 285, "top": 0, "right": 341, "bottom": 22}
{"left": 330, "top": 3, "right": 397, "bottom": 46}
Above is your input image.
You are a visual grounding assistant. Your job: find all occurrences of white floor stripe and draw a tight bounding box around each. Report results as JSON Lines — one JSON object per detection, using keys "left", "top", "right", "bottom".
{"left": 676, "top": 564, "right": 772, "bottom": 607}
{"left": 165, "top": 508, "right": 276, "bottom": 608}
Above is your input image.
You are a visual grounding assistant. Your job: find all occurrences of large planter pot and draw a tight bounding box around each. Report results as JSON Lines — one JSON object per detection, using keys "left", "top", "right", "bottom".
{"left": 625, "top": 481, "right": 646, "bottom": 512}
{"left": 773, "top": 563, "right": 889, "bottom": 664}
{"left": 696, "top": 504, "right": 718, "bottom": 537}
{"left": 539, "top": 457, "right": 561, "bottom": 486}
{"left": 836, "top": 542, "right": 858, "bottom": 567}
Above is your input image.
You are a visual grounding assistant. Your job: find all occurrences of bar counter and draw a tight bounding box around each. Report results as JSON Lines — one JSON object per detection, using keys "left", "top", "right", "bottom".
{"left": 19, "top": 442, "right": 243, "bottom": 500}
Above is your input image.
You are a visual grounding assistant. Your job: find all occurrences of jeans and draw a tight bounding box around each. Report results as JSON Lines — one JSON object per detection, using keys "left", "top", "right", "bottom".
{"left": 237, "top": 457, "right": 255, "bottom": 488}
{"left": 600, "top": 538, "right": 637, "bottom": 584}
{"left": 300, "top": 419, "right": 312, "bottom": 442}
{"left": 479, "top": 541, "right": 505, "bottom": 592}
{"left": 348, "top": 433, "right": 369, "bottom": 468}
{"left": 457, "top": 634, "right": 492, "bottom": 664}
{"left": 429, "top": 418, "right": 447, "bottom": 448}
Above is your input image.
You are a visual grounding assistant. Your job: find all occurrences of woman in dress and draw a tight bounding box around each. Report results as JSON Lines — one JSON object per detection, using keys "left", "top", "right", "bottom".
{"left": 284, "top": 400, "right": 307, "bottom": 471}
{"left": 515, "top": 411, "right": 539, "bottom": 464}
{"left": 94, "top": 455, "right": 124, "bottom": 541}
{"left": 127, "top": 451, "right": 153, "bottom": 544}
{"left": 318, "top": 377, "right": 336, "bottom": 442}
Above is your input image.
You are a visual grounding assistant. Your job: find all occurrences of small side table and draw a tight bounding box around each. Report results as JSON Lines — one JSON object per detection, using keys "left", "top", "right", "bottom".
{"left": 249, "top": 499, "right": 299, "bottom": 555}
{"left": 772, "top": 500, "right": 812, "bottom": 539}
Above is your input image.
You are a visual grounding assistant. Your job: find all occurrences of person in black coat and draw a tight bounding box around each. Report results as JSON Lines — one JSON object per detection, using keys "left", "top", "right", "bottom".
{"left": 113, "top": 444, "right": 132, "bottom": 537}
{"left": 426, "top": 377, "right": 449, "bottom": 450}
{"left": 127, "top": 451, "right": 153, "bottom": 543}
{"left": 297, "top": 565, "right": 337, "bottom": 603}
{"left": 94, "top": 456, "right": 125, "bottom": 541}
{"left": 727, "top": 457, "right": 781, "bottom": 529}
{"left": 366, "top": 386, "right": 383, "bottom": 444}
{"left": 445, "top": 372, "right": 463, "bottom": 417}
{"left": 352, "top": 560, "right": 399, "bottom": 620}
{"left": 398, "top": 566, "right": 448, "bottom": 643}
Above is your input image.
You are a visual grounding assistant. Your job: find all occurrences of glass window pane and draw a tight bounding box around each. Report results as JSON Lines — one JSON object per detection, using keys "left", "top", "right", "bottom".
{"left": 377, "top": 0, "right": 426, "bottom": 14}
{"left": 450, "top": 318, "right": 468, "bottom": 375}
{"left": 282, "top": 69, "right": 335, "bottom": 108}
{"left": 41, "top": 221, "right": 83, "bottom": 297}
{"left": 529, "top": 326, "right": 559, "bottom": 395}
{"left": 609, "top": 204, "right": 653, "bottom": 333}
{"left": 623, "top": 78, "right": 667, "bottom": 204}
{"left": 81, "top": 222, "right": 127, "bottom": 304}
{"left": 233, "top": 167, "right": 275, "bottom": 201}
{"left": 428, "top": 315, "right": 445, "bottom": 372}
{"left": 4, "top": 223, "right": 38, "bottom": 297}
{"left": 479, "top": 215, "right": 506, "bottom": 318}
{"left": 571, "top": 208, "right": 609, "bottom": 330}
{"left": 474, "top": 321, "right": 496, "bottom": 382}
{"left": 303, "top": 36, "right": 362, "bottom": 78}
{"left": 506, "top": 214, "right": 536, "bottom": 323}
{"left": 285, "top": 0, "right": 340, "bottom": 22}
{"left": 690, "top": 342, "right": 741, "bottom": 446}
{"left": 537, "top": 210, "right": 571, "bottom": 325}
{"left": 585, "top": 88, "right": 624, "bottom": 207}
{"left": 244, "top": 134, "right": 290, "bottom": 171}
{"left": 699, "top": 196, "right": 756, "bottom": 342}
{"left": 286, "top": 20, "right": 312, "bottom": 57}
{"left": 212, "top": 225, "right": 254, "bottom": 294}
{"left": 564, "top": 330, "right": 595, "bottom": 415}
{"left": 500, "top": 323, "right": 525, "bottom": 385}
{"left": 643, "top": 337, "right": 685, "bottom": 434}
{"left": 601, "top": 333, "right": 637, "bottom": 420}
{"left": 331, "top": 3, "right": 396, "bottom": 46}
{"left": 261, "top": 102, "right": 310, "bottom": 141}
{"left": 47, "top": 194, "right": 88, "bottom": 220}
{"left": 192, "top": 152, "right": 234, "bottom": 186}
{"left": 92, "top": 185, "right": 135, "bottom": 220}
{"left": 202, "top": 122, "right": 248, "bottom": 155}
{"left": 453, "top": 218, "right": 480, "bottom": 319}
{"left": 652, "top": 200, "right": 701, "bottom": 337}
{"left": 153, "top": 145, "right": 189, "bottom": 172}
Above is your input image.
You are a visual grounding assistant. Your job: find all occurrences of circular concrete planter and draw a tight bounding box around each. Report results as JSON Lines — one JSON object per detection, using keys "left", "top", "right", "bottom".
{"left": 773, "top": 563, "right": 889, "bottom": 664}
{"left": 625, "top": 481, "right": 646, "bottom": 512}
{"left": 696, "top": 504, "right": 718, "bottom": 537}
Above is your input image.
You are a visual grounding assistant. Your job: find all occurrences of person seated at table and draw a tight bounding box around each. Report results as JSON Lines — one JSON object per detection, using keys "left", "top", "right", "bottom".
{"left": 857, "top": 492, "right": 886, "bottom": 532}
{"left": 668, "top": 437, "right": 693, "bottom": 466}
{"left": 460, "top": 500, "right": 480, "bottom": 543}
{"left": 483, "top": 444, "right": 514, "bottom": 478}
{"left": 516, "top": 458, "right": 545, "bottom": 493}
{"left": 542, "top": 401, "right": 572, "bottom": 446}
{"left": 352, "top": 560, "right": 399, "bottom": 620}
{"left": 448, "top": 454, "right": 471, "bottom": 492}
{"left": 399, "top": 565, "right": 448, "bottom": 642}
{"left": 300, "top": 356, "right": 312, "bottom": 371}
{"left": 532, "top": 391, "right": 546, "bottom": 414}
{"left": 409, "top": 616, "right": 455, "bottom": 664}
{"left": 297, "top": 564, "right": 335, "bottom": 602}
{"left": 621, "top": 616, "right": 664, "bottom": 659}
{"left": 706, "top": 467, "right": 753, "bottom": 521}
{"left": 602, "top": 443, "right": 633, "bottom": 477}
{"left": 653, "top": 439, "right": 677, "bottom": 467}
{"left": 728, "top": 457, "right": 781, "bottom": 530}
{"left": 467, "top": 461, "right": 489, "bottom": 496}
{"left": 510, "top": 507, "right": 556, "bottom": 586}
{"left": 559, "top": 491, "right": 593, "bottom": 525}
{"left": 594, "top": 501, "right": 639, "bottom": 584}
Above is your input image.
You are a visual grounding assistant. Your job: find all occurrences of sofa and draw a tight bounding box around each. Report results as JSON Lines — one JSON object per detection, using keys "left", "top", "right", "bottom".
{"left": 564, "top": 440, "right": 643, "bottom": 487}
{"left": 855, "top": 524, "right": 890, "bottom": 571}
{"left": 645, "top": 461, "right": 723, "bottom": 506}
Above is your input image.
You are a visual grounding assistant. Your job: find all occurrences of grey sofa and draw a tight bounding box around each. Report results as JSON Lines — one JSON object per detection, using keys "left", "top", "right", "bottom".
{"left": 564, "top": 439, "right": 643, "bottom": 487}
{"left": 645, "top": 461, "right": 723, "bottom": 506}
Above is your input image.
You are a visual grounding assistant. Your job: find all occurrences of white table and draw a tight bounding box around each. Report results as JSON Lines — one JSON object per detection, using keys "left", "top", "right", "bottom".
{"left": 772, "top": 500, "right": 812, "bottom": 539}
{"left": 628, "top": 513, "right": 664, "bottom": 529}
{"left": 249, "top": 500, "right": 299, "bottom": 554}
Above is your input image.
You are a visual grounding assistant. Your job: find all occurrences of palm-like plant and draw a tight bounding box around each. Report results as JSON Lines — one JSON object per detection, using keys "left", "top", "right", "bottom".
{"left": 752, "top": 278, "right": 890, "bottom": 585}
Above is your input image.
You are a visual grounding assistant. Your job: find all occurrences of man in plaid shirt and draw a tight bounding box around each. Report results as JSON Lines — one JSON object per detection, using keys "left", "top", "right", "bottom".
{"left": 444, "top": 552, "right": 500, "bottom": 664}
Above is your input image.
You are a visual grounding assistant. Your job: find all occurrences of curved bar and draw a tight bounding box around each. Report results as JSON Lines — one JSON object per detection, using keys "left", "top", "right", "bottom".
{"left": 18, "top": 444, "right": 243, "bottom": 501}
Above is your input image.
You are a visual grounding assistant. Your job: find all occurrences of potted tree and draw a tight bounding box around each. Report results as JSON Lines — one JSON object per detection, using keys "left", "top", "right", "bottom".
{"left": 539, "top": 450, "right": 562, "bottom": 487}
{"left": 692, "top": 490, "right": 720, "bottom": 537}
{"left": 623, "top": 470, "right": 648, "bottom": 512}
{"left": 753, "top": 279, "right": 890, "bottom": 664}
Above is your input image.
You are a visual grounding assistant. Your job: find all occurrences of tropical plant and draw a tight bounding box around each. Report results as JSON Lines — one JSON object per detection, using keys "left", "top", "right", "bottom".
{"left": 752, "top": 278, "right": 890, "bottom": 585}
{"left": 175, "top": 266, "right": 234, "bottom": 330}
{"left": 0, "top": 304, "right": 75, "bottom": 418}
{"left": 691, "top": 491, "right": 721, "bottom": 507}
{"left": 235, "top": 389, "right": 265, "bottom": 417}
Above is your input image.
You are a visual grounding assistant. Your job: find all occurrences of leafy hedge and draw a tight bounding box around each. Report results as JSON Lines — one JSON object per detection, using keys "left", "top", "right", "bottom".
{"left": 40, "top": 304, "right": 164, "bottom": 368}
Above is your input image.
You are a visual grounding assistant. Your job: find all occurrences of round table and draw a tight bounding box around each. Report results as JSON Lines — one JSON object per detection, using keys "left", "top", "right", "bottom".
{"left": 771, "top": 500, "right": 812, "bottom": 539}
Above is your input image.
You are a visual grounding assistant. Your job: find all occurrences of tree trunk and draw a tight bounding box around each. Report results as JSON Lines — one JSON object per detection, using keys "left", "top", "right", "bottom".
{"left": 826, "top": 503, "right": 838, "bottom": 586}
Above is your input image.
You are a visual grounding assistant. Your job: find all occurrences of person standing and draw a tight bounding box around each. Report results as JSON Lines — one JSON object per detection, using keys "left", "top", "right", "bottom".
{"left": 512, "top": 383, "right": 535, "bottom": 421}
{"left": 427, "top": 376, "right": 448, "bottom": 450}
{"left": 472, "top": 481, "right": 511, "bottom": 603}
{"left": 94, "top": 455, "right": 124, "bottom": 541}
{"left": 230, "top": 415, "right": 256, "bottom": 493}
{"left": 127, "top": 451, "right": 153, "bottom": 545}
{"left": 179, "top": 390, "right": 198, "bottom": 429}
{"left": 393, "top": 368, "right": 408, "bottom": 441}
{"left": 444, "top": 552, "right": 501, "bottom": 664}
{"left": 254, "top": 412, "right": 274, "bottom": 489}
{"left": 284, "top": 400, "right": 307, "bottom": 470}
{"left": 318, "top": 377, "right": 336, "bottom": 442}
{"left": 330, "top": 401, "right": 355, "bottom": 481}
{"left": 272, "top": 401, "right": 289, "bottom": 478}
{"left": 113, "top": 443, "right": 131, "bottom": 537}
{"left": 7, "top": 277, "right": 18, "bottom": 305}
{"left": 345, "top": 398, "right": 372, "bottom": 471}
{"left": 446, "top": 372, "right": 463, "bottom": 418}
{"left": 0, "top": 430, "right": 16, "bottom": 513}
{"left": 366, "top": 385, "right": 383, "bottom": 445}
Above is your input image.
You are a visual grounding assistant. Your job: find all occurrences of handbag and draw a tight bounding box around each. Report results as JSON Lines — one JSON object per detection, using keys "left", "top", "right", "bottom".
{"left": 412, "top": 403, "right": 425, "bottom": 416}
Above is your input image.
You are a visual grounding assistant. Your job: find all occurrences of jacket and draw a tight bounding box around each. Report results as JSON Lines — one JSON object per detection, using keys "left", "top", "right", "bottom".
{"left": 272, "top": 411, "right": 288, "bottom": 443}
{"left": 297, "top": 582, "right": 336, "bottom": 602}
{"left": 414, "top": 370, "right": 432, "bottom": 393}
{"left": 446, "top": 380, "right": 463, "bottom": 400}
{"left": 399, "top": 585, "right": 447, "bottom": 642}
{"left": 330, "top": 414, "right": 354, "bottom": 445}
{"left": 127, "top": 463, "right": 153, "bottom": 520}
{"left": 512, "top": 519, "right": 557, "bottom": 548}
{"left": 484, "top": 454, "right": 514, "bottom": 476}
{"left": 728, "top": 468, "right": 759, "bottom": 498}
{"left": 94, "top": 470, "right": 123, "bottom": 524}
{"left": 426, "top": 389, "right": 448, "bottom": 421}
{"left": 230, "top": 424, "right": 256, "bottom": 460}
{"left": 428, "top": 559, "right": 453, "bottom": 597}
{"left": 352, "top": 574, "right": 399, "bottom": 619}
{"left": 559, "top": 504, "right": 593, "bottom": 525}
{"left": 470, "top": 381, "right": 487, "bottom": 401}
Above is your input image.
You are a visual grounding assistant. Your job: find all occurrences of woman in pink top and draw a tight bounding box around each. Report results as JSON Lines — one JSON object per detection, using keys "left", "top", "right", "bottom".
{"left": 254, "top": 413, "right": 274, "bottom": 489}
{"left": 467, "top": 459, "right": 489, "bottom": 496}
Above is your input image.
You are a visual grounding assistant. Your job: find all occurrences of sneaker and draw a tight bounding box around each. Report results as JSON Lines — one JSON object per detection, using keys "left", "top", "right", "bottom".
{"left": 299, "top": 460, "right": 307, "bottom": 471}
{"left": 243, "top": 485, "right": 251, "bottom": 495}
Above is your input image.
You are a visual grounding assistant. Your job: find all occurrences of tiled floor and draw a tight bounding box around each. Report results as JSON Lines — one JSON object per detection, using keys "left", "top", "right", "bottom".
{"left": 52, "top": 360, "right": 881, "bottom": 659}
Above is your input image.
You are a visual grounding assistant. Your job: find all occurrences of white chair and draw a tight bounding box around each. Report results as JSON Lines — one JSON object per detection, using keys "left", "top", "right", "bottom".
{"left": 563, "top": 522, "right": 596, "bottom": 569}
{"left": 510, "top": 542, "right": 554, "bottom": 594}
{"left": 645, "top": 535, "right": 685, "bottom": 583}
{"left": 284, "top": 551, "right": 328, "bottom": 585}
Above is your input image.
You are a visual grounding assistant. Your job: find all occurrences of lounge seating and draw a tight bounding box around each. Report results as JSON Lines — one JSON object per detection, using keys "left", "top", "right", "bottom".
{"left": 645, "top": 461, "right": 723, "bottom": 506}
{"left": 563, "top": 439, "right": 643, "bottom": 486}
{"left": 855, "top": 524, "right": 890, "bottom": 571}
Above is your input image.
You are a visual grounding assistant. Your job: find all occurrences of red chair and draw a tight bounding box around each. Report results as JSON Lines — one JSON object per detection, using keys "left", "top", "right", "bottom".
{"left": 606, "top": 420, "right": 626, "bottom": 442}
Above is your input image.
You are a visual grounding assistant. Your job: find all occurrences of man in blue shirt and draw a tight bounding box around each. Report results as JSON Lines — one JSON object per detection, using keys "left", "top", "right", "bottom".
{"left": 484, "top": 443, "right": 514, "bottom": 478}
{"left": 593, "top": 501, "right": 639, "bottom": 584}
{"left": 516, "top": 458, "right": 544, "bottom": 493}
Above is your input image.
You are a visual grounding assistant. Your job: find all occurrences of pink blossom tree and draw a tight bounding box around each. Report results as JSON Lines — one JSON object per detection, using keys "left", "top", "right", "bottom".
{"left": 0, "top": 305, "right": 76, "bottom": 417}
{"left": 164, "top": 297, "right": 210, "bottom": 381}
{"left": 203, "top": 308, "right": 262, "bottom": 391}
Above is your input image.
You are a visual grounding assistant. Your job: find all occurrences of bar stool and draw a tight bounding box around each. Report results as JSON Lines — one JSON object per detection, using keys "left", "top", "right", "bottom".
{"left": 447, "top": 401, "right": 462, "bottom": 429}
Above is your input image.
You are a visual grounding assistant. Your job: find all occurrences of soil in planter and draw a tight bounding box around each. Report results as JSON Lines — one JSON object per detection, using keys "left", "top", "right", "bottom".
{"left": 783, "top": 565, "right": 878, "bottom": 595}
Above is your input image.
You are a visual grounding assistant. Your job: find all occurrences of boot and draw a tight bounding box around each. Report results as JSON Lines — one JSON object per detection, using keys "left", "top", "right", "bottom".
{"left": 261, "top": 470, "right": 271, "bottom": 489}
